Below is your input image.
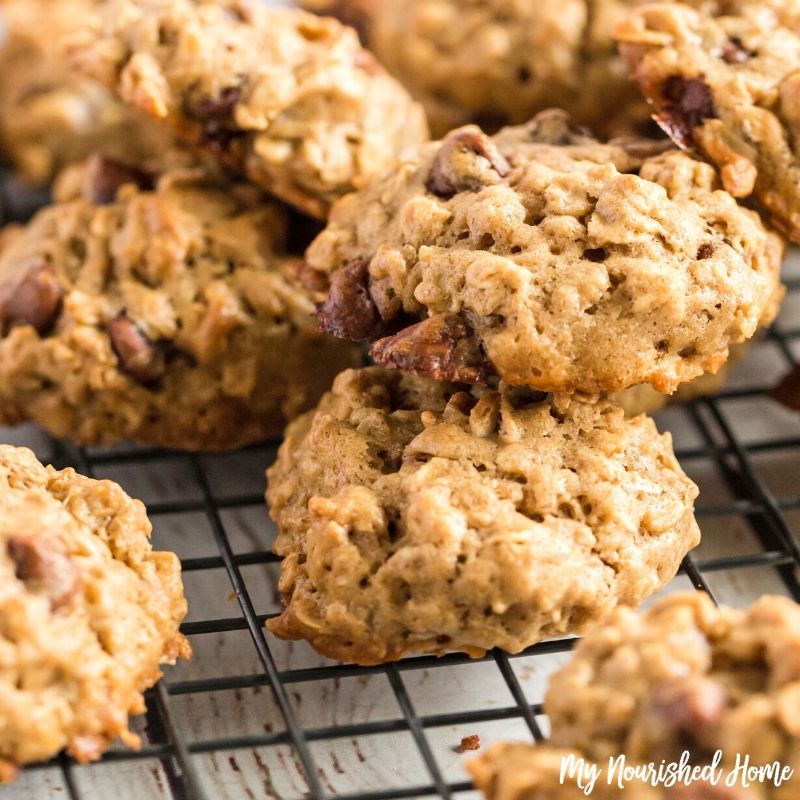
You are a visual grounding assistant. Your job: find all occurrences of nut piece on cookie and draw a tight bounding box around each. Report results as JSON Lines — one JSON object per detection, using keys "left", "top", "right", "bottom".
{"left": 298, "top": 0, "right": 649, "bottom": 138}
{"left": 468, "top": 591, "right": 800, "bottom": 800}
{"left": 0, "top": 445, "right": 190, "bottom": 780}
{"left": 306, "top": 112, "right": 784, "bottom": 394}
{"left": 0, "top": 159, "right": 361, "bottom": 450}
{"left": 64, "top": 0, "right": 429, "bottom": 219}
{"left": 265, "top": 367, "right": 700, "bottom": 665}
{"left": 617, "top": 0, "right": 800, "bottom": 243}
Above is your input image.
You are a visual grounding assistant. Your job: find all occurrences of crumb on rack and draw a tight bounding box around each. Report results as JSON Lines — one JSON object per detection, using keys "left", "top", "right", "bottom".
{"left": 455, "top": 734, "right": 480, "bottom": 753}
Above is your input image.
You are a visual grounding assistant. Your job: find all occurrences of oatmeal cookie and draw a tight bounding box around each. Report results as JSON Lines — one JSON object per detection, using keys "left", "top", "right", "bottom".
{"left": 65, "top": 0, "right": 429, "bottom": 219}
{"left": 306, "top": 112, "right": 783, "bottom": 394}
{"left": 0, "top": 0, "right": 171, "bottom": 185}
{"left": 618, "top": 0, "right": 800, "bottom": 243}
{"left": 266, "top": 367, "right": 700, "bottom": 665}
{"left": 298, "top": 0, "right": 648, "bottom": 138}
{"left": 0, "top": 157, "right": 360, "bottom": 450}
{"left": 469, "top": 591, "right": 800, "bottom": 799}
{"left": 0, "top": 445, "right": 190, "bottom": 781}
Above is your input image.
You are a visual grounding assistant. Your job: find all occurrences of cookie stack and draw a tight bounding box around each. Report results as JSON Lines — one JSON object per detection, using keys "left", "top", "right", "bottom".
{"left": 0, "top": 0, "right": 798, "bottom": 789}
{"left": 0, "top": 0, "right": 428, "bottom": 451}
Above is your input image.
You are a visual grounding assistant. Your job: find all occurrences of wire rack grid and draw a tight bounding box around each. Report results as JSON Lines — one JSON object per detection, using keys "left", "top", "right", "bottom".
{"left": 3, "top": 176, "right": 800, "bottom": 799}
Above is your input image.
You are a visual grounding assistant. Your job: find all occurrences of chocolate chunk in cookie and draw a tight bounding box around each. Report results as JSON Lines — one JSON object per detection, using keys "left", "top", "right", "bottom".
{"left": 426, "top": 128, "right": 510, "bottom": 198}
{"left": 371, "top": 313, "right": 493, "bottom": 384}
{"left": 107, "top": 313, "right": 165, "bottom": 384}
{"left": 0, "top": 261, "right": 63, "bottom": 335}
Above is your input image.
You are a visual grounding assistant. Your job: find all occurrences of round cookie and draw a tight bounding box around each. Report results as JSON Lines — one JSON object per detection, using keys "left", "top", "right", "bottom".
{"left": 0, "top": 157, "right": 361, "bottom": 450}
{"left": 298, "top": 0, "right": 649, "bottom": 138}
{"left": 306, "top": 111, "right": 784, "bottom": 394}
{"left": 0, "top": 445, "right": 190, "bottom": 781}
{"left": 618, "top": 0, "right": 800, "bottom": 243}
{"left": 0, "top": 0, "right": 171, "bottom": 185}
{"left": 469, "top": 591, "right": 800, "bottom": 799}
{"left": 266, "top": 367, "right": 700, "bottom": 665}
{"left": 64, "top": 0, "right": 429, "bottom": 219}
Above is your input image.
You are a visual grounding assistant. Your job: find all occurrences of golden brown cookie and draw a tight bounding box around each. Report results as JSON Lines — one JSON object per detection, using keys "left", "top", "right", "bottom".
{"left": 469, "top": 591, "right": 800, "bottom": 800}
{"left": 618, "top": 0, "right": 800, "bottom": 243}
{"left": 0, "top": 445, "right": 190, "bottom": 781}
{"left": 0, "top": 157, "right": 360, "bottom": 450}
{"left": 0, "top": 0, "right": 170, "bottom": 184}
{"left": 298, "top": 0, "right": 649, "bottom": 137}
{"left": 306, "top": 112, "right": 784, "bottom": 394}
{"left": 266, "top": 367, "right": 700, "bottom": 665}
{"left": 64, "top": 0, "right": 429, "bottom": 218}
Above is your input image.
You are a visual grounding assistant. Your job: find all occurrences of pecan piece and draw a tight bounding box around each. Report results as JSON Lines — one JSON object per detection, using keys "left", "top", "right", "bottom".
{"left": 657, "top": 76, "right": 717, "bottom": 148}
{"left": 107, "top": 312, "right": 166, "bottom": 384}
{"left": 8, "top": 535, "right": 82, "bottom": 610}
{"left": 0, "top": 261, "right": 63, "bottom": 335}
{"left": 317, "top": 258, "right": 396, "bottom": 342}
{"left": 371, "top": 313, "right": 493, "bottom": 384}
{"left": 296, "top": 261, "right": 331, "bottom": 296}
{"left": 426, "top": 128, "right": 510, "bottom": 199}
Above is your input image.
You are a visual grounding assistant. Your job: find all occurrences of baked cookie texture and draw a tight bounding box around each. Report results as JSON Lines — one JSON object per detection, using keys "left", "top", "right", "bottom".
{"left": 298, "top": 0, "right": 648, "bottom": 138}
{"left": 618, "top": 0, "right": 800, "bottom": 244}
{"left": 64, "top": 0, "right": 429, "bottom": 219}
{"left": 306, "top": 112, "right": 784, "bottom": 394}
{"left": 469, "top": 591, "right": 800, "bottom": 799}
{"left": 0, "top": 445, "right": 190, "bottom": 781}
{"left": 0, "top": 0, "right": 170, "bottom": 185}
{"left": 0, "top": 158, "right": 361, "bottom": 450}
{"left": 266, "top": 367, "right": 700, "bottom": 665}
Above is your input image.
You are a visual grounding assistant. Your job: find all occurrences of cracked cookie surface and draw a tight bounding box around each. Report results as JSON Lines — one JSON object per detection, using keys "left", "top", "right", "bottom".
{"left": 0, "top": 158, "right": 360, "bottom": 450}
{"left": 0, "top": 445, "right": 190, "bottom": 781}
{"left": 306, "top": 112, "right": 783, "bottom": 394}
{"left": 469, "top": 591, "right": 800, "bottom": 799}
{"left": 618, "top": 0, "right": 800, "bottom": 243}
{"left": 65, "top": 0, "right": 429, "bottom": 219}
{"left": 298, "top": 0, "right": 649, "bottom": 137}
{"left": 266, "top": 367, "right": 700, "bottom": 665}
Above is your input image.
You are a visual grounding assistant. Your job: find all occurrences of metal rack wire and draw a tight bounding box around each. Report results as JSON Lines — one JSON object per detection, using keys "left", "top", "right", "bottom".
{"left": 5, "top": 175, "right": 800, "bottom": 799}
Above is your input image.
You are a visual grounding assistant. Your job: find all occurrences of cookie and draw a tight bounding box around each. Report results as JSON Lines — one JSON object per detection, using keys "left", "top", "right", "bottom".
{"left": 266, "top": 367, "right": 700, "bottom": 665}
{"left": 617, "top": 0, "right": 800, "bottom": 243}
{"left": 0, "top": 0, "right": 171, "bottom": 185}
{"left": 64, "top": 0, "right": 429, "bottom": 219}
{"left": 306, "top": 112, "right": 784, "bottom": 394}
{"left": 0, "top": 445, "right": 190, "bottom": 781}
{"left": 469, "top": 591, "right": 800, "bottom": 800}
{"left": 0, "top": 157, "right": 361, "bottom": 450}
{"left": 298, "top": 0, "right": 649, "bottom": 138}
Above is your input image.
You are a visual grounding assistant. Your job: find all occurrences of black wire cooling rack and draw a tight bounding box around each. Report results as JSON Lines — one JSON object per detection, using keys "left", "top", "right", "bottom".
{"left": 4, "top": 173, "right": 800, "bottom": 800}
